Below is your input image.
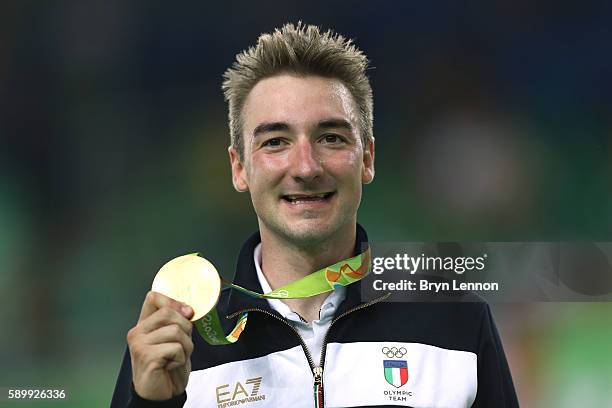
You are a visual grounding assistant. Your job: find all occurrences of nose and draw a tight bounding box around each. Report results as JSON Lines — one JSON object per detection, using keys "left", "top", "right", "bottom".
{"left": 289, "top": 138, "right": 323, "bottom": 183}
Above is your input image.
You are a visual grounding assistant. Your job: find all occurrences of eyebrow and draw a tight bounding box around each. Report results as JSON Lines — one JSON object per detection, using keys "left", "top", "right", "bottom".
{"left": 252, "top": 118, "right": 354, "bottom": 138}
{"left": 316, "top": 118, "right": 354, "bottom": 132}
{"left": 252, "top": 122, "right": 290, "bottom": 138}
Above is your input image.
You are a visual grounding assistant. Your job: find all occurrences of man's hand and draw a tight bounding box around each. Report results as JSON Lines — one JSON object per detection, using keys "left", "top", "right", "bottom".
{"left": 127, "top": 291, "right": 195, "bottom": 401}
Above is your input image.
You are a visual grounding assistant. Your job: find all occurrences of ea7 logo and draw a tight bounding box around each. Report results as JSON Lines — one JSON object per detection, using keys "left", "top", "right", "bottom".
{"left": 216, "top": 377, "right": 265, "bottom": 407}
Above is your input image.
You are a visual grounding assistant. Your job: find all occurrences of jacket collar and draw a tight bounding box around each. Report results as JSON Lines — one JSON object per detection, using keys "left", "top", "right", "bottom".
{"left": 224, "top": 224, "right": 370, "bottom": 317}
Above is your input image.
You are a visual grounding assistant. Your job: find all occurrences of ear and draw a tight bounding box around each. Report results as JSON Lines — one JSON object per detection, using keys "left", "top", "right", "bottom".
{"left": 362, "top": 137, "right": 375, "bottom": 184}
{"left": 228, "top": 146, "right": 249, "bottom": 192}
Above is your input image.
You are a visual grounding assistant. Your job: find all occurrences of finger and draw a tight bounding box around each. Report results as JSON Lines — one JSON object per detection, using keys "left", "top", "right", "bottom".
{"left": 139, "top": 307, "right": 193, "bottom": 335}
{"left": 139, "top": 291, "right": 193, "bottom": 322}
{"left": 147, "top": 342, "right": 187, "bottom": 370}
{"left": 144, "top": 324, "right": 194, "bottom": 356}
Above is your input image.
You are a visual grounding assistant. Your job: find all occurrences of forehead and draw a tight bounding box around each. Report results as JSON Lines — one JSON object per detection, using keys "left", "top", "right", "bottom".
{"left": 241, "top": 74, "right": 358, "bottom": 135}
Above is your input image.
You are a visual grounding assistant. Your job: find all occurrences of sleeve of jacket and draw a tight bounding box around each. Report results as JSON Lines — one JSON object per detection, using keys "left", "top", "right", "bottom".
{"left": 110, "top": 346, "right": 187, "bottom": 408}
{"left": 471, "top": 304, "right": 519, "bottom": 407}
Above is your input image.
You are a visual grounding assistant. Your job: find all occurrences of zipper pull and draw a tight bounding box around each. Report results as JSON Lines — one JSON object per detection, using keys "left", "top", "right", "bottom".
{"left": 313, "top": 366, "right": 324, "bottom": 408}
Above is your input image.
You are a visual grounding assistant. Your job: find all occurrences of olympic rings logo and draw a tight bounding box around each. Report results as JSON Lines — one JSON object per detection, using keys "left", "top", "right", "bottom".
{"left": 381, "top": 346, "right": 407, "bottom": 358}
{"left": 269, "top": 289, "right": 289, "bottom": 298}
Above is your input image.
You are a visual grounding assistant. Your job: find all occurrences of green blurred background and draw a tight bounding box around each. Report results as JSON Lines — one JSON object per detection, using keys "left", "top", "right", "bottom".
{"left": 1, "top": 1, "right": 611, "bottom": 406}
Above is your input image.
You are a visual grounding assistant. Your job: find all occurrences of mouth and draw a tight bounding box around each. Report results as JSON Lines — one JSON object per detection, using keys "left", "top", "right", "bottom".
{"left": 281, "top": 192, "right": 336, "bottom": 205}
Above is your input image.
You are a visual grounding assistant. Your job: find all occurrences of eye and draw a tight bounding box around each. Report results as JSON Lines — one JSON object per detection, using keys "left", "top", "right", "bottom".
{"left": 321, "top": 134, "right": 344, "bottom": 144}
{"left": 262, "top": 138, "right": 284, "bottom": 147}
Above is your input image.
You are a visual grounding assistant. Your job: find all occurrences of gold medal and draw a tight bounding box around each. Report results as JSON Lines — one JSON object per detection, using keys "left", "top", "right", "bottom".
{"left": 151, "top": 254, "right": 221, "bottom": 321}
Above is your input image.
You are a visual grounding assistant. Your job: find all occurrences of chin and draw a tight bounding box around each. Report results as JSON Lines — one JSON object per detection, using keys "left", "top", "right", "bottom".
{"left": 275, "top": 218, "right": 341, "bottom": 246}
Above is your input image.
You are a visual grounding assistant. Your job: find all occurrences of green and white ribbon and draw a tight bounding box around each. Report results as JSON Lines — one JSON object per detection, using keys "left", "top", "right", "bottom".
{"left": 194, "top": 248, "right": 371, "bottom": 345}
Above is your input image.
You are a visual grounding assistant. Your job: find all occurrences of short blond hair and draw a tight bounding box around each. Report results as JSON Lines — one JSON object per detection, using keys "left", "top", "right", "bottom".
{"left": 222, "top": 22, "right": 373, "bottom": 159}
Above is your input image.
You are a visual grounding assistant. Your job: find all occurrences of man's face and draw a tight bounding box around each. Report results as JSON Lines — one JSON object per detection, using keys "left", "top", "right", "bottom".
{"left": 229, "top": 74, "right": 374, "bottom": 246}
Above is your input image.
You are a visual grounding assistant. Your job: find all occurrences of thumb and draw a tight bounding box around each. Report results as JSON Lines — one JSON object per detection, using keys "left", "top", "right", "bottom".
{"left": 180, "top": 304, "right": 194, "bottom": 319}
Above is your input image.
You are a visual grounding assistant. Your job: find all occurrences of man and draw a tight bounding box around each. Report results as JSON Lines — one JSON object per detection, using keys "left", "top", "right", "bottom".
{"left": 111, "top": 23, "right": 518, "bottom": 407}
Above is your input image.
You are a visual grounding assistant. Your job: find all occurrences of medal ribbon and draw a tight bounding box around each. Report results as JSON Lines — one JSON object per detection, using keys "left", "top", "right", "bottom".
{"left": 194, "top": 247, "right": 371, "bottom": 345}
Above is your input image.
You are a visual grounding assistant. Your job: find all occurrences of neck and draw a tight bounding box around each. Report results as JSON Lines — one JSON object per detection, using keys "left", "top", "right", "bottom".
{"left": 259, "top": 225, "right": 356, "bottom": 322}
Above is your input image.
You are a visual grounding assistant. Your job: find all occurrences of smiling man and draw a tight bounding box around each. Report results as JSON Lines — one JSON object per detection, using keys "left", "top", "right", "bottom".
{"left": 111, "top": 23, "right": 518, "bottom": 407}
{"left": 228, "top": 73, "right": 374, "bottom": 323}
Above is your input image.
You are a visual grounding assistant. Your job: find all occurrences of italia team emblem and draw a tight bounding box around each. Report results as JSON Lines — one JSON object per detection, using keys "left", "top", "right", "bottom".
{"left": 382, "top": 347, "right": 408, "bottom": 388}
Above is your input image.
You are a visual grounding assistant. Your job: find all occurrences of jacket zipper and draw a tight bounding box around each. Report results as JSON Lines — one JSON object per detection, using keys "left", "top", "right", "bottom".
{"left": 318, "top": 292, "right": 391, "bottom": 370}
{"left": 226, "top": 308, "right": 318, "bottom": 370}
{"left": 227, "top": 292, "right": 391, "bottom": 408}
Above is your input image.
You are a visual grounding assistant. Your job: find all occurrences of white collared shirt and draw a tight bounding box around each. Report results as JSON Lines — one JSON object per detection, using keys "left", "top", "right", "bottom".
{"left": 253, "top": 243, "right": 346, "bottom": 365}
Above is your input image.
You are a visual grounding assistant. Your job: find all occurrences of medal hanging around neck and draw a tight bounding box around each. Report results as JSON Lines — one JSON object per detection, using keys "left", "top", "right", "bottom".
{"left": 151, "top": 248, "right": 371, "bottom": 345}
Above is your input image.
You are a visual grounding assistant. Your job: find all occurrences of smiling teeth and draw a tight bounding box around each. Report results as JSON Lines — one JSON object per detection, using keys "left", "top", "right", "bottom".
{"left": 284, "top": 193, "right": 330, "bottom": 202}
